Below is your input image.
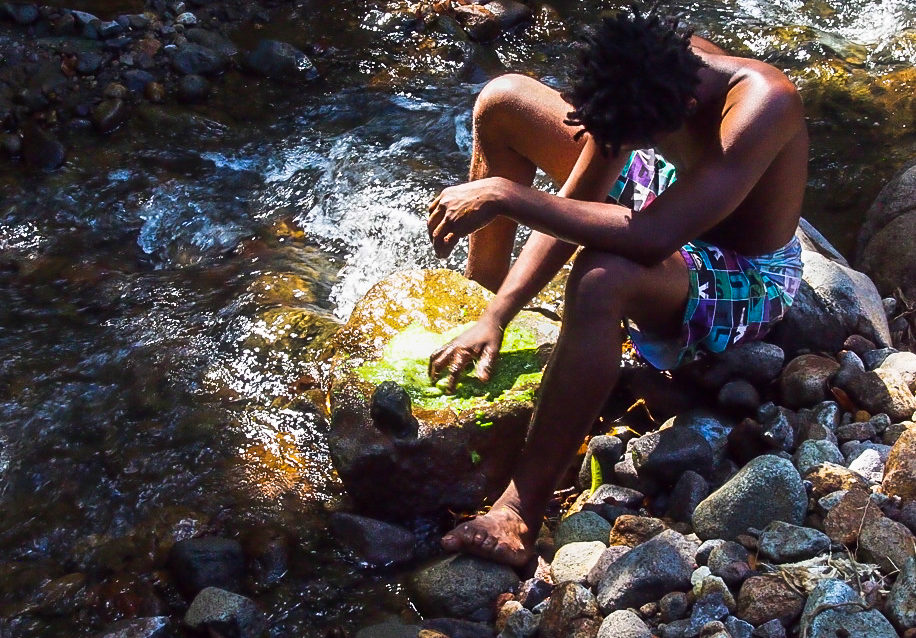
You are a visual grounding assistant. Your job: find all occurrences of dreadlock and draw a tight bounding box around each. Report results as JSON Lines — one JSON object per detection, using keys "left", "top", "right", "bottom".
{"left": 563, "top": 8, "right": 706, "bottom": 156}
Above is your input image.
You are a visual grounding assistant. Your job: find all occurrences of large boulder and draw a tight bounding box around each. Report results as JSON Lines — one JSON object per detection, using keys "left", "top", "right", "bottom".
{"left": 327, "top": 269, "right": 558, "bottom": 518}
{"left": 855, "top": 160, "right": 916, "bottom": 300}
{"left": 768, "top": 221, "right": 891, "bottom": 356}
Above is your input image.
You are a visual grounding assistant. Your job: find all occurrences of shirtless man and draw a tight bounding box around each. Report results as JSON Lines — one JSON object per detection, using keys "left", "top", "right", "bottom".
{"left": 425, "top": 10, "right": 807, "bottom": 567}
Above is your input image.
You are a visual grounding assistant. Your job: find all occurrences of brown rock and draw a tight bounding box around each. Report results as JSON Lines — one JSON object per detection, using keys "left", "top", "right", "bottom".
{"left": 538, "top": 582, "right": 599, "bottom": 638}
{"left": 843, "top": 335, "right": 877, "bottom": 356}
{"left": 453, "top": 4, "right": 501, "bottom": 41}
{"left": 823, "top": 488, "right": 882, "bottom": 545}
{"left": 859, "top": 515, "right": 916, "bottom": 573}
{"left": 883, "top": 427, "right": 916, "bottom": 501}
{"left": 841, "top": 368, "right": 916, "bottom": 423}
{"left": 805, "top": 462, "right": 871, "bottom": 499}
{"left": 779, "top": 354, "right": 839, "bottom": 409}
{"left": 736, "top": 575, "right": 805, "bottom": 627}
{"left": 836, "top": 421, "right": 877, "bottom": 443}
{"left": 608, "top": 515, "right": 667, "bottom": 548}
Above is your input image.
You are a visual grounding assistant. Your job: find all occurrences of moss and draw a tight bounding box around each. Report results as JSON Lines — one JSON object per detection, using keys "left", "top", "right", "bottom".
{"left": 356, "top": 322, "right": 545, "bottom": 411}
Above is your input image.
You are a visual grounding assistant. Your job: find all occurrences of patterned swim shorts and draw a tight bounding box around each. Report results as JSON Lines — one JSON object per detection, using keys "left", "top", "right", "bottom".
{"left": 610, "top": 150, "right": 803, "bottom": 370}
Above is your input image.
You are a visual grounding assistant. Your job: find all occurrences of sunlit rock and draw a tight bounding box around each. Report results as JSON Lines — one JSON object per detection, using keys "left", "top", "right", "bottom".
{"left": 327, "top": 269, "right": 559, "bottom": 518}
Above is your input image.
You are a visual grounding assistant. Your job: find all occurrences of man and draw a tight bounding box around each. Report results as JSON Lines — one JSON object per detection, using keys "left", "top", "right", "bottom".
{"left": 425, "top": 9, "right": 806, "bottom": 567}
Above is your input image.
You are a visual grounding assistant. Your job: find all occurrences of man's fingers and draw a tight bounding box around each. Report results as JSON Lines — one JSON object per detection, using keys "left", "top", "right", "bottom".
{"left": 429, "top": 347, "right": 449, "bottom": 380}
{"left": 428, "top": 193, "right": 442, "bottom": 214}
{"left": 475, "top": 346, "right": 498, "bottom": 382}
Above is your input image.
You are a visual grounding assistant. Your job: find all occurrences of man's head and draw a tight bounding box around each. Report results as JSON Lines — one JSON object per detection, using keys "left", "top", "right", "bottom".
{"left": 563, "top": 9, "right": 706, "bottom": 156}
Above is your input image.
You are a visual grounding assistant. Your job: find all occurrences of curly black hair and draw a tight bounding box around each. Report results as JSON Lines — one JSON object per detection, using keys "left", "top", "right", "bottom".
{"left": 563, "top": 8, "right": 706, "bottom": 156}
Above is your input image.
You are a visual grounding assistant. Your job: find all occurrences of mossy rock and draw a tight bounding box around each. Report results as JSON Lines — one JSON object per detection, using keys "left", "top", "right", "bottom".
{"left": 327, "top": 269, "right": 560, "bottom": 518}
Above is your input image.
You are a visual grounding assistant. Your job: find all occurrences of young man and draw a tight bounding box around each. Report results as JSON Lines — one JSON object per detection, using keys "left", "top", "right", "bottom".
{"left": 426, "top": 10, "right": 806, "bottom": 567}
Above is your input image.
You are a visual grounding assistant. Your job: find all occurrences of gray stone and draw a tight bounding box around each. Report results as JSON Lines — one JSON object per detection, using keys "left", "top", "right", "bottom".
{"left": 793, "top": 439, "right": 844, "bottom": 476}
{"left": 702, "top": 341, "right": 785, "bottom": 388}
{"left": 685, "top": 593, "right": 729, "bottom": 637}
{"left": 696, "top": 540, "right": 726, "bottom": 566}
{"left": 724, "top": 616, "right": 754, "bottom": 638}
{"left": 779, "top": 354, "right": 840, "bottom": 410}
{"left": 329, "top": 512, "right": 415, "bottom": 566}
{"left": 707, "top": 542, "right": 751, "bottom": 588}
{"left": 586, "top": 482, "right": 642, "bottom": 508}
{"left": 595, "top": 529, "right": 698, "bottom": 613}
{"left": 246, "top": 40, "right": 318, "bottom": 83}
{"left": 578, "top": 436, "right": 624, "bottom": 491}
{"left": 355, "top": 617, "right": 421, "bottom": 638}
{"left": 881, "top": 351, "right": 916, "bottom": 390}
{"left": 586, "top": 545, "right": 631, "bottom": 588}
{"left": 692, "top": 455, "right": 807, "bottom": 541}
{"left": 408, "top": 554, "right": 518, "bottom": 620}
{"left": 887, "top": 556, "right": 916, "bottom": 630}
{"left": 597, "top": 609, "right": 652, "bottom": 638}
{"left": 171, "top": 43, "right": 227, "bottom": 75}
{"left": 538, "top": 582, "right": 599, "bottom": 638}
{"left": 666, "top": 470, "right": 709, "bottom": 523}
{"left": 659, "top": 591, "right": 691, "bottom": 622}
{"left": 501, "top": 605, "right": 539, "bottom": 638}
{"left": 661, "top": 410, "right": 734, "bottom": 465}
{"left": 847, "top": 447, "right": 885, "bottom": 483}
{"left": 757, "top": 521, "right": 830, "bottom": 562}
{"left": 717, "top": 380, "right": 761, "bottom": 417}
{"left": 94, "top": 617, "right": 170, "bottom": 638}
{"left": 751, "top": 619, "right": 785, "bottom": 638}
{"left": 800, "top": 579, "right": 896, "bottom": 638}
{"left": 859, "top": 210, "right": 916, "bottom": 304}
{"left": 838, "top": 367, "right": 916, "bottom": 423}
{"left": 550, "top": 541, "right": 606, "bottom": 585}
{"left": 554, "top": 511, "right": 611, "bottom": 548}
{"left": 629, "top": 426, "right": 714, "bottom": 485}
{"left": 865, "top": 347, "right": 899, "bottom": 370}
{"left": 858, "top": 514, "right": 916, "bottom": 574}
{"left": 183, "top": 587, "right": 267, "bottom": 638}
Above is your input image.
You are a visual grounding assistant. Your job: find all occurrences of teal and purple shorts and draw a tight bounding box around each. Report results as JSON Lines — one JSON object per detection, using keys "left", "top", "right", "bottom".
{"left": 610, "top": 150, "right": 803, "bottom": 370}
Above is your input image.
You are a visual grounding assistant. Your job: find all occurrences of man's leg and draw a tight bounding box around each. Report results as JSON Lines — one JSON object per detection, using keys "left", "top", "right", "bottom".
{"left": 463, "top": 74, "right": 588, "bottom": 292}
{"left": 442, "top": 248, "right": 690, "bottom": 566}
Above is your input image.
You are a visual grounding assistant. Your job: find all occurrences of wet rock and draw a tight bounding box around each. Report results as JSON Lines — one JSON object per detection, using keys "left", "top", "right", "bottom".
{"left": 883, "top": 426, "right": 916, "bottom": 500}
{"left": 793, "top": 439, "right": 844, "bottom": 475}
{"left": 858, "top": 514, "right": 916, "bottom": 573}
{"left": 629, "top": 426, "right": 713, "bottom": 486}
{"left": 420, "top": 618, "right": 492, "bottom": 637}
{"left": 736, "top": 575, "right": 804, "bottom": 627}
{"left": 246, "top": 40, "right": 317, "bottom": 83}
{"left": 554, "top": 511, "right": 611, "bottom": 548}
{"left": 186, "top": 28, "right": 238, "bottom": 57}
{"left": 176, "top": 74, "right": 209, "bottom": 103}
{"left": 175, "top": 11, "right": 197, "bottom": 25}
{"left": 692, "top": 455, "right": 806, "bottom": 541}
{"left": 806, "top": 462, "right": 870, "bottom": 498}
{"left": 577, "top": 436, "right": 624, "bottom": 491}
{"left": 822, "top": 488, "right": 882, "bottom": 544}
{"left": 595, "top": 529, "right": 698, "bottom": 613}
{"left": 92, "top": 99, "right": 129, "bottom": 133}
{"left": 21, "top": 123, "right": 65, "bottom": 170}
{"left": 94, "top": 617, "right": 170, "bottom": 638}
{"left": 751, "top": 619, "right": 785, "bottom": 638}
{"left": 608, "top": 515, "right": 666, "bottom": 547}
{"left": 538, "top": 582, "right": 600, "bottom": 638}
{"left": 2, "top": 2, "right": 38, "bottom": 24}
{"left": 168, "top": 536, "right": 244, "bottom": 597}
{"left": 586, "top": 482, "right": 642, "bottom": 509}
{"left": 659, "top": 591, "right": 691, "bottom": 623}
{"left": 779, "top": 354, "right": 839, "bottom": 409}
{"left": 597, "top": 609, "right": 652, "bottom": 638}
{"left": 370, "top": 381, "right": 419, "bottom": 439}
{"left": 330, "top": 512, "right": 415, "bottom": 566}
{"left": 485, "top": 0, "right": 533, "bottom": 30}
{"left": 408, "top": 554, "right": 518, "bottom": 620}
{"left": 887, "top": 556, "right": 916, "bottom": 630}
{"left": 144, "top": 82, "right": 166, "bottom": 103}
{"left": 121, "top": 70, "right": 155, "bottom": 93}
{"left": 242, "top": 528, "right": 288, "bottom": 593}
{"left": 717, "top": 380, "right": 761, "bottom": 416}
{"left": 757, "top": 521, "right": 830, "bottom": 562}
{"left": 453, "top": 4, "right": 502, "bottom": 42}
{"left": 837, "top": 367, "right": 916, "bottom": 423}
{"left": 550, "top": 541, "right": 606, "bottom": 585}
{"left": 707, "top": 542, "right": 751, "bottom": 588}
{"left": 355, "top": 617, "right": 421, "bottom": 637}
{"left": 184, "top": 587, "right": 267, "bottom": 638}
{"left": 799, "top": 579, "right": 896, "bottom": 638}
{"left": 666, "top": 470, "right": 709, "bottom": 523}
{"left": 171, "top": 43, "right": 227, "bottom": 75}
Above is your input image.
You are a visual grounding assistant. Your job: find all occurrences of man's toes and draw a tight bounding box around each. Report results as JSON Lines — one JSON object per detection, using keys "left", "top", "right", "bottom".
{"left": 472, "top": 529, "right": 488, "bottom": 546}
{"left": 480, "top": 535, "right": 498, "bottom": 552}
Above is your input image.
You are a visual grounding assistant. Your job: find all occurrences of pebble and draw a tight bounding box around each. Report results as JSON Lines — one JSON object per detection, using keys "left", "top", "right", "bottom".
{"left": 736, "top": 575, "right": 805, "bottom": 627}
{"left": 177, "top": 74, "right": 210, "bottom": 103}
{"left": 806, "top": 461, "right": 870, "bottom": 498}
{"left": 659, "top": 591, "right": 691, "bottom": 622}
{"left": 597, "top": 609, "right": 652, "bottom": 638}
{"left": 175, "top": 12, "right": 197, "bottom": 25}
{"left": 823, "top": 488, "right": 882, "bottom": 544}
{"left": 724, "top": 616, "right": 754, "bottom": 638}
{"left": 517, "top": 577, "right": 552, "bottom": 610}
{"left": 847, "top": 447, "right": 884, "bottom": 483}
{"left": 840, "top": 367, "right": 916, "bottom": 423}
{"left": 184, "top": 587, "right": 267, "bottom": 638}
{"left": 585, "top": 545, "right": 630, "bottom": 588}
{"left": 864, "top": 347, "right": 898, "bottom": 370}
{"left": 587, "top": 482, "right": 643, "bottom": 508}
{"left": 92, "top": 98, "right": 129, "bottom": 133}
{"left": 757, "top": 521, "right": 830, "bottom": 563}
{"left": 550, "top": 541, "right": 606, "bottom": 585}
{"left": 501, "top": 605, "right": 539, "bottom": 638}
{"left": 685, "top": 592, "right": 729, "bottom": 637}
{"left": 553, "top": 511, "right": 611, "bottom": 548}
{"left": 717, "top": 379, "right": 761, "bottom": 416}
{"left": 1, "top": 132, "right": 21, "bottom": 156}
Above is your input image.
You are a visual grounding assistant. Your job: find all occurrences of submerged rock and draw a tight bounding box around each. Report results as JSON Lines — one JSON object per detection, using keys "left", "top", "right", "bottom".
{"left": 184, "top": 587, "right": 267, "bottom": 638}
{"left": 169, "top": 536, "right": 244, "bottom": 597}
{"left": 330, "top": 512, "right": 416, "bottom": 566}
{"left": 246, "top": 40, "right": 318, "bottom": 83}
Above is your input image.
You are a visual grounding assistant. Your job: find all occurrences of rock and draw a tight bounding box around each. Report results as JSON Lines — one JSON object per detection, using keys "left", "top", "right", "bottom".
{"left": 838, "top": 367, "right": 916, "bottom": 423}
{"left": 691, "top": 569, "right": 736, "bottom": 611}
{"left": 696, "top": 540, "right": 726, "bottom": 566}
{"left": 175, "top": 11, "right": 197, "bottom": 25}
{"left": 613, "top": 452, "right": 661, "bottom": 496}
{"left": 183, "top": 587, "right": 267, "bottom": 638}
{"left": 597, "top": 609, "right": 652, "bottom": 638}
{"left": 577, "top": 436, "right": 624, "bottom": 491}
{"left": 685, "top": 593, "right": 730, "bottom": 636}
{"left": 144, "top": 82, "right": 166, "bottom": 103}
{"left": 843, "top": 440, "right": 891, "bottom": 465}
{"left": 329, "top": 512, "right": 416, "bottom": 566}
{"left": 453, "top": 4, "right": 502, "bottom": 41}
{"left": 408, "top": 554, "right": 518, "bottom": 620}
{"left": 92, "top": 99, "right": 129, "bottom": 133}
{"left": 725, "top": 616, "right": 754, "bottom": 638}
{"left": 169, "top": 537, "right": 244, "bottom": 597}
{"left": 354, "top": 617, "right": 421, "bottom": 637}
{"left": 1, "top": 132, "right": 21, "bottom": 156}
{"left": 420, "top": 618, "right": 492, "bottom": 638}
{"left": 517, "top": 578, "right": 553, "bottom": 610}
{"left": 727, "top": 406, "right": 795, "bottom": 463}
{"left": 538, "top": 582, "right": 600, "bottom": 638}
{"left": 806, "top": 462, "right": 870, "bottom": 498}
{"left": 2, "top": 2, "right": 38, "bottom": 24}
{"left": 93, "top": 617, "right": 170, "bottom": 638}
{"left": 629, "top": 427, "right": 713, "bottom": 486}
{"left": 885, "top": 421, "right": 915, "bottom": 445}
{"left": 121, "top": 70, "right": 154, "bottom": 93}
{"left": 865, "top": 347, "right": 898, "bottom": 370}
{"left": 735, "top": 575, "right": 804, "bottom": 627}
{"left": 242, "top": 528, "right": 288, "bottom": 593}
{"left": 171, "top": 43, "right": 227, "bottom": 75}
{"left": 692, "top": 455, "right": 806, "bottom": 541}
{"left": 327, "top": 270, "right": 559, "bottom": 518}
{"left": 751, "top": 619, "right": 786, "bottom": 638}
{"left": 595, "top": 529, "right": 697, "bottom": 613}
{"left": 484, "top": 0, "right": 533, "bottom": 30}
{"left": 500, "top": 604, "right": 539, "bottom": 638}
{"left": 768, "top": 240, "right": 892, "bottom": 355}
{"left": 757, "top": 521, "right": 830, "bottom": 563}
{"left": 847, "top": 447, "right": 884, "bottom": 483}
{"left": 858, "top": 514, "right": 916, "bottom": 573}
{"left": 883, "top": 427, "right": 916, "bottom": 500}
{"left": 370, "top": 381, "right": 420, "bottom": 439}
{"left": 585, "top": 545, "right": 631, "bottom": 588}
{"left": 186, "top": 28, "right": 238, "bottom": 57}
{"left": 659, "top": 591, "right": 691, "bottom": 622}
{"left": 707, "top": 542, "right": 751, "bottom": 588}
{"left": 586, "top": 482, "right": 642, "bottom": 509}
{"left": 99, "top": 20, "right": 124, "bottom": 38}
{"left": 779, "top": 354, "right": 839, "bottom": 409}
{"left": 555, "top": 512, "right": 611, "bottom": 548}
{"left": 717, "top": 380, "right": 761, "bottom": 416}
{"left": 666, "top": 470, "right": 709, "bottom": 523}
{"left": 608, "top": 515, "right": 666, "bottom": 547}
{"left": 661, "top": 410, "right": 734, "bottom": 465}
{"left": 880, "top": 351, "right": 916, "bottom": 390}
{"left": 177, "top": 74, "right": 210, "bottom": 103}
{"left": 246, "top": 40, "right": 318, "bottom": 83}
{"left": 793, "top": 439, "right": 844, "bottom": 475}
{"left": 800, "top": 579, "right": 897, "bottom": 638}
{"left": 551, "top": 541, "right": 606, "bottom": 585}
{"left": 77, "top": 52, "right": 104, "bottom": 75}
{"left": 836, "top": 420, "right": 877, "bottom": 443}
{"left": 822, "top": 488, "right": 882, "bottom": 544}
{"left": 888, "top": 556, "right": 916, "bottom": 630}
{"left": 21, "top": 123, "right": 65, "bottom": 170}
{"left": 701, "top": 341, "right": 786, "bottom": 388}
{"left": 844, "top": 334, "right": 877, "bottom": 356}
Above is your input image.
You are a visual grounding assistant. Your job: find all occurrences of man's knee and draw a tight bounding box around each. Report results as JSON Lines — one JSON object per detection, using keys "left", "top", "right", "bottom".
{"left": 565, "top": 249, "right": 644, "bottom": 313}
{"left": 474, "top": 74, "right": 542, "bottom": 126}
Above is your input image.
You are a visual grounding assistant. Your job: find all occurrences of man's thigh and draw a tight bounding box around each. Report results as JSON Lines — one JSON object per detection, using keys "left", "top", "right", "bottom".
{"left": 622, "top": 251, "right": 691, "bottom": 338}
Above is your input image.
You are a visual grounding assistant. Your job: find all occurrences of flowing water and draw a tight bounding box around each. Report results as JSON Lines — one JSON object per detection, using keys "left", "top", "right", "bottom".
{"left": 0, "top": 0, "right": 913, "bottom": 635}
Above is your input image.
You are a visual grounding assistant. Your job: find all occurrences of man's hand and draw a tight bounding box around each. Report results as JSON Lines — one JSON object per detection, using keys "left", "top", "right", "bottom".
{"left": 427, "top": 177, "right": 514, "bottom": 258}
{"left": 428, "top": 318, "right": 504, "bottom": 393}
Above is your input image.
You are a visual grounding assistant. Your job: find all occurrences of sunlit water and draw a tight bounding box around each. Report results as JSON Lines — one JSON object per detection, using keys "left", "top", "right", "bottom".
{"left": 0, "top": 0, "right": 913, "bottom": 635}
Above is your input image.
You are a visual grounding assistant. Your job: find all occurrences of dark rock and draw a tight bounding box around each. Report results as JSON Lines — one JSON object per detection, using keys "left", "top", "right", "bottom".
{"left": 186, "top": 28, "right": 238, "bottom": 57}
{"left": 865, "top": 347, "right": 898, "bottom": 370}
{"left": 858, "top": 514, "right": 916, "bottom": 573}
{"left": 21, "top": 123, "right": 65, "bottom": 170}
{"left": 3, "top": 2, "right": 39, "bottom": 25}
{"left": 707, "top": 542, "right": 751, "bottom": 588}
{"left": 838, "top": 367, "right": 916, "bottom": 423}
{"left": 586, "top": 545, "right": 631, "bottom": 588}
{"left": 685, "top": 593, "right": 729, "bottom": 637}
{"left": 93, "top": 617, "right": 170, "bottom": 638}
{"left": 757, "top": 521, "right": 830, "bottom": 562}
{"left": 659, "top": 591, "right": 691, "bottom": 623}
{"left": 421, "top": 618, "right": 495, "bottom": 638}
{"left": 725, "top": 616, "right": 754, "bottom": 638}
{"left": 779, "top": 354, "right": 839, "bottom": 409}
{"left": 597, "top": 609, "right": 652, "bottom": 638}
{"left": 517, "top": 578, "right": 552, "bottom": 610}
{"left": 183, "top": 587, "right": 267, "bottom": 638}
{"left": 484, "top": 0, "right": 533, "bottom": 30}
{"left": 629, "top": 427, "right": 713, "bottom": 486}
{"left": 793, "top": 439, "right": 844, "bottom": 475}
{"left": 51, "top": 12, "right": 77, "bottom": 35}
{"left": 246, "top": 39, "right": 317, "bottom": 83}
{"left": 453, "top": 4, "right": 502, "bottom": 42}
{"left": 177, "top": 74, "right": 209, "bottom": 103}
{"left": 171, "top": 43, "right": 227, "bottom": 75}
{"left": 330, "top": 512, "right": 416, "bottom": 566}
{"left": 887, "top": 556, "right": 916, "bottom": 631}
{"left": 696, "top": 540, "right": 726, "bottom": 566}
{"left": 701, "top": 341, "right": 785, "bottom": 389}
{"left": 661, "top": 410, "right": 734, "bottom": 465}
{"left": 370, "top": 381, "right": 419, "bottom": 439}
{"left": 242, "top": 528, "right": 288, "bottom": 593}
{"left": 168, "top": 536, "right": 244, "bottom": 597}
{"left": 822, "top": 488, "right": 882, "bottom": 545}
{"left": 554, "top": 511, "right": 611, "bottom": 548}
{"left": 717, "top": 380, "right": 760, "bottom": 417}
{"left": 408, "top": 554, "right": 518, "bottom": 620}
{"left": 99, "top": 20, "right": 124, "bottom": 38}
{"left": 586, "top": 482, "right": 643, "bottom": 509}
{"left": 578, "top": 435, "right": 624, "bottom": 490}
{"left": 736, "top": 575, "right": 804, "bottom": 627}
{"left": 538, "top": 582, "right": 600, "bottom": 638}
{"left": 800, "top": 579, "right": 897, "bottom": 638}
{"left": 1, "top": 132, "right": 21, "bottom": 156}
{"left": 77, "top": 52, "right": 104, "bottom": 75}
{"left": 666, "top": 470, "right": 709, "bottom": 523}
{"left": 692, "top": 455, "right": 806, "bottom": 541}
{"left": 751, "top": 619, "right": 786, "bottom": 638}
{"left": 844, "top": 334, "right": 876, "bottom": 357}
{"left": 121, "top": 70, "right": 155, "bottom": 93}
{"left": 613, "top": 453, "right": 661, "bottom": 496}
{"left": 92, "top": 99, "right": 128, "bottom": 133}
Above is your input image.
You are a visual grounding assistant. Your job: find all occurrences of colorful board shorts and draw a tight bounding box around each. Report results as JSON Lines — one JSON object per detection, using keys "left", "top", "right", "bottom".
{"left": 610, "top": 150, "right": 803, "bottom": 370}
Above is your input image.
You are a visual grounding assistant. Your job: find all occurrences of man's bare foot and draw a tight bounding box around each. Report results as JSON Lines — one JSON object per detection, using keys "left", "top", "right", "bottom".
{"left": 440, "top": 506, "right": 536, "bottom": 567}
